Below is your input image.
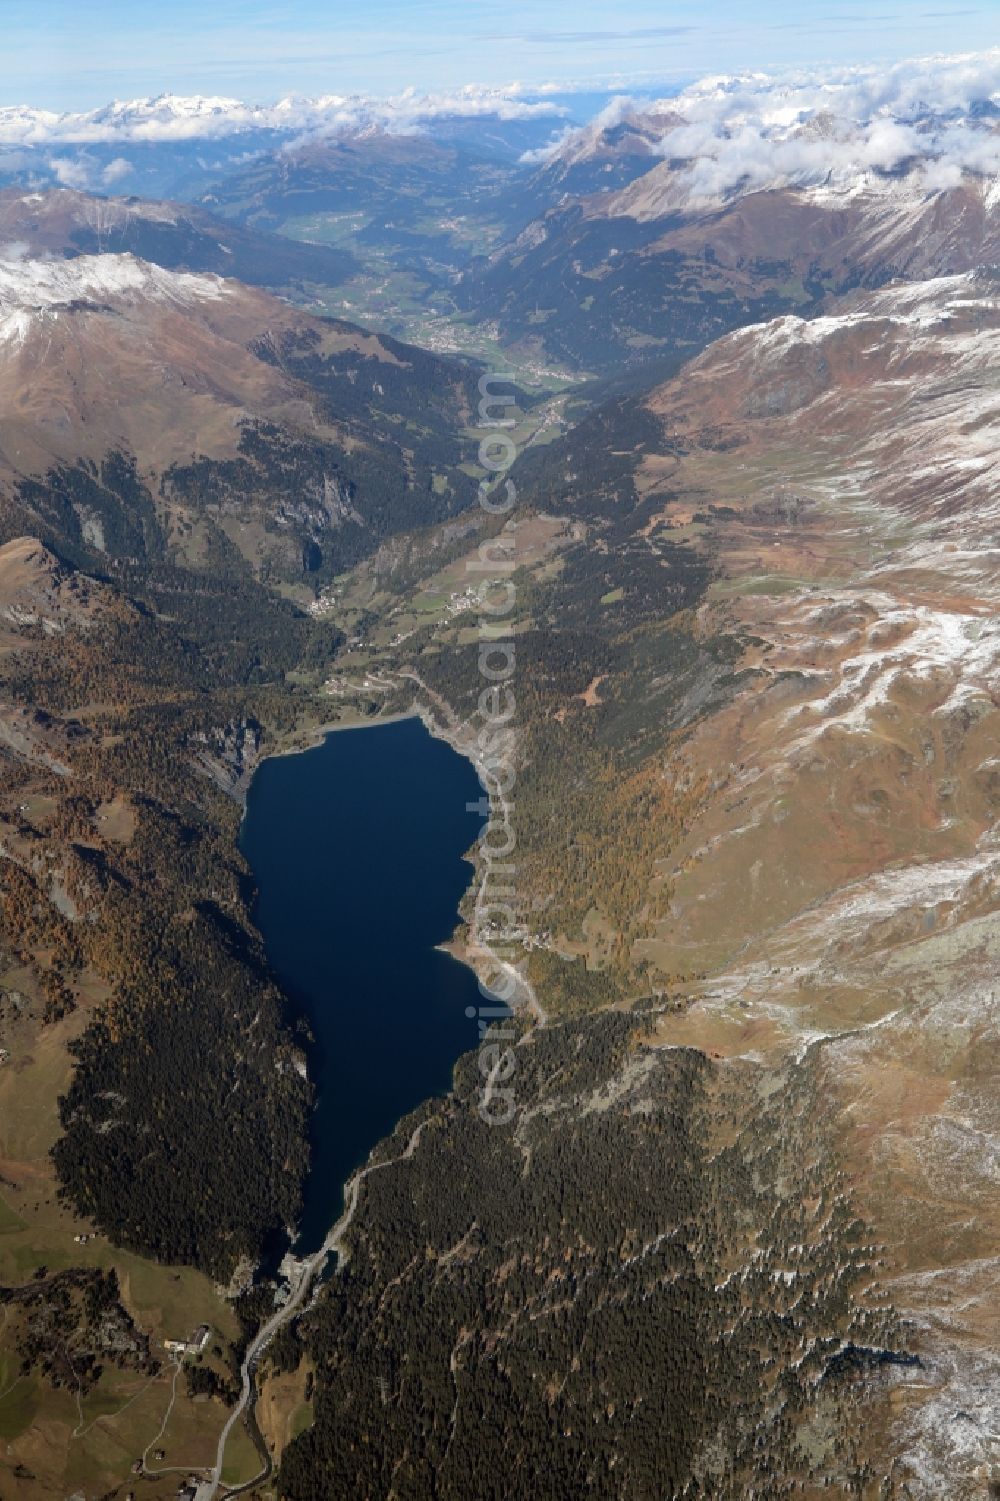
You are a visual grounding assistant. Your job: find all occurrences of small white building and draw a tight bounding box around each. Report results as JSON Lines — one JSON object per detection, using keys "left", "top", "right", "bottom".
{"left": 164, "top": 1325, "right": 212, "bottom": 1358}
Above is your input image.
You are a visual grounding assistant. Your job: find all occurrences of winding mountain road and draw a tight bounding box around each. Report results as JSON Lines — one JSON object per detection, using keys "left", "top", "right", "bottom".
{"left": 199, "top": 1117, "right": 433, "bottom": 1499}
{"left": 199, "top": 676, "right": 542, "bottom": 1498}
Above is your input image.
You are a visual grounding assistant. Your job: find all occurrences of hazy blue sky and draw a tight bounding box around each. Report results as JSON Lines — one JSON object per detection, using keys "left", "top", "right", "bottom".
{"left": 5, "top": 0, "right": 997, "bottom": 109}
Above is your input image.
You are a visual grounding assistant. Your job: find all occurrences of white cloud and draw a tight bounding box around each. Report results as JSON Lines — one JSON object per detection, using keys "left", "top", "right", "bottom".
{"left": 670, "top": 48, "right": 1000, "bottom": 127}
{"left": 519, "top": 127, "right": 576, "bottom": 165}
{"left": 0, "top": 86, "right": 566, "bottom": 150}
{"left": 47, "top": 156, "right": 92, "bottom": 189}
{"left": 6, "top": 53, "right": 1000, "bottom": 210}
{"left": 101, "top": 157, "right": 132, "bottom": 185}
{"left": 528, "top": 50, "right": 1000, "bottom": 204}
{"left": 655, "top": 50, "right": 1000, "bottom": 202}
{"left": 518, "top": 94, "right": 674, "bottom": 166}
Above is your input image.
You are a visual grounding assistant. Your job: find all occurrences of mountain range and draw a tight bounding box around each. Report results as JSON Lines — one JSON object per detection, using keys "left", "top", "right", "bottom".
{"left": 1, "top": 52, "right": 1000, "bottom": 1501}
{"left": 0, "top": 247, "right": 484, "bottom": 585}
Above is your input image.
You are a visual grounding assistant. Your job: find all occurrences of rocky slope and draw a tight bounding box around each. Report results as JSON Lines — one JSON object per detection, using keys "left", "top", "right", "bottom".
{"left": 461, "top": 57, "right": 1000, "bottom": 374}
{"left": 581, "top": 271, "right": 1000, "bottom": 1495}
{"left": 512, "top": 100, "right": 685, "bottom": 218}
{"left": 0, "top": 234, "right": 493, "bottom": 1497}
{"left": 0, "top": 249, "right": 483, "bottom": 582}
{"left": 303, "top": 265, "right": 1000, "bottom": 1496}
{"left": 0, "top": 185, "right": 355, "bottom": 290}
{"left": 464, "top": 171, "right": 1000, "bottom": 374}
{"left": 0, "top": 535, "right": 111, "bottom": 631}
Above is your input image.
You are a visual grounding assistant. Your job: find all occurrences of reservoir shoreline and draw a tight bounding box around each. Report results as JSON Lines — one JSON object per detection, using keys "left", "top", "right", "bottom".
{"left": 204, "top": 707, "right": 498, "bottom": 1499}
{"left": 239, "top": 711, "right": 492, "bottom": 1257}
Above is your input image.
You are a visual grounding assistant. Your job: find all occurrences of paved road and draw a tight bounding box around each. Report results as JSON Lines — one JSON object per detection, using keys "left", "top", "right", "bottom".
{"left": 200, "top": 674, "right": 543, "bottom": 1499}
{"left": 199, "top": 1118, "right": 432, "bottom": 1500}
{"left": 399, "top": 671, "right": 548, "bottom": 1025}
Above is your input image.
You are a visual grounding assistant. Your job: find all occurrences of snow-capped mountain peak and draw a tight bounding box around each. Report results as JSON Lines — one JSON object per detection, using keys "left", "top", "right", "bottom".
{"left": 0, "top": 86, "right": 564, "bottom": 147}
{"left": 0, "top": 251, "right": 230, "bottom": 346}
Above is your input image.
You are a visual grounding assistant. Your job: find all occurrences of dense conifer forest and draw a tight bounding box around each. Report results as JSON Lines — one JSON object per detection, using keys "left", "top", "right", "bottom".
{"left": 280, "top": 1015, "right": 903, "bottom": 1499}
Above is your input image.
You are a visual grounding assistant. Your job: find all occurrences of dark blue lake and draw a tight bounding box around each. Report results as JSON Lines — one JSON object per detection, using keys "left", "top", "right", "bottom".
{"left": 240, "top": 715, "right": 487, "bottom": 1254}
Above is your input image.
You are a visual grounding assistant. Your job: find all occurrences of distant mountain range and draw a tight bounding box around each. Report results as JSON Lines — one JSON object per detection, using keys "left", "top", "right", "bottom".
{"left": 456, "top": 73, "right": 1000, "bottom": 373}
{"left": 0, "top": 88, "right": 571, "bottom": 199}
{"left": 463, "top": 166, "right": 1000, "bottom": 374}
{"left": 0, "top": 87, "right": 567, "bottom": 144}
{"left": 0, "top": 184, "right": 356, "bottom": 289}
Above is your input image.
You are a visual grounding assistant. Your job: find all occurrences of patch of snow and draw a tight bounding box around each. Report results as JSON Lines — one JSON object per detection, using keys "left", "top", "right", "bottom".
{"left": 0, "top": 251, "right": 231, "bottom": 346}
